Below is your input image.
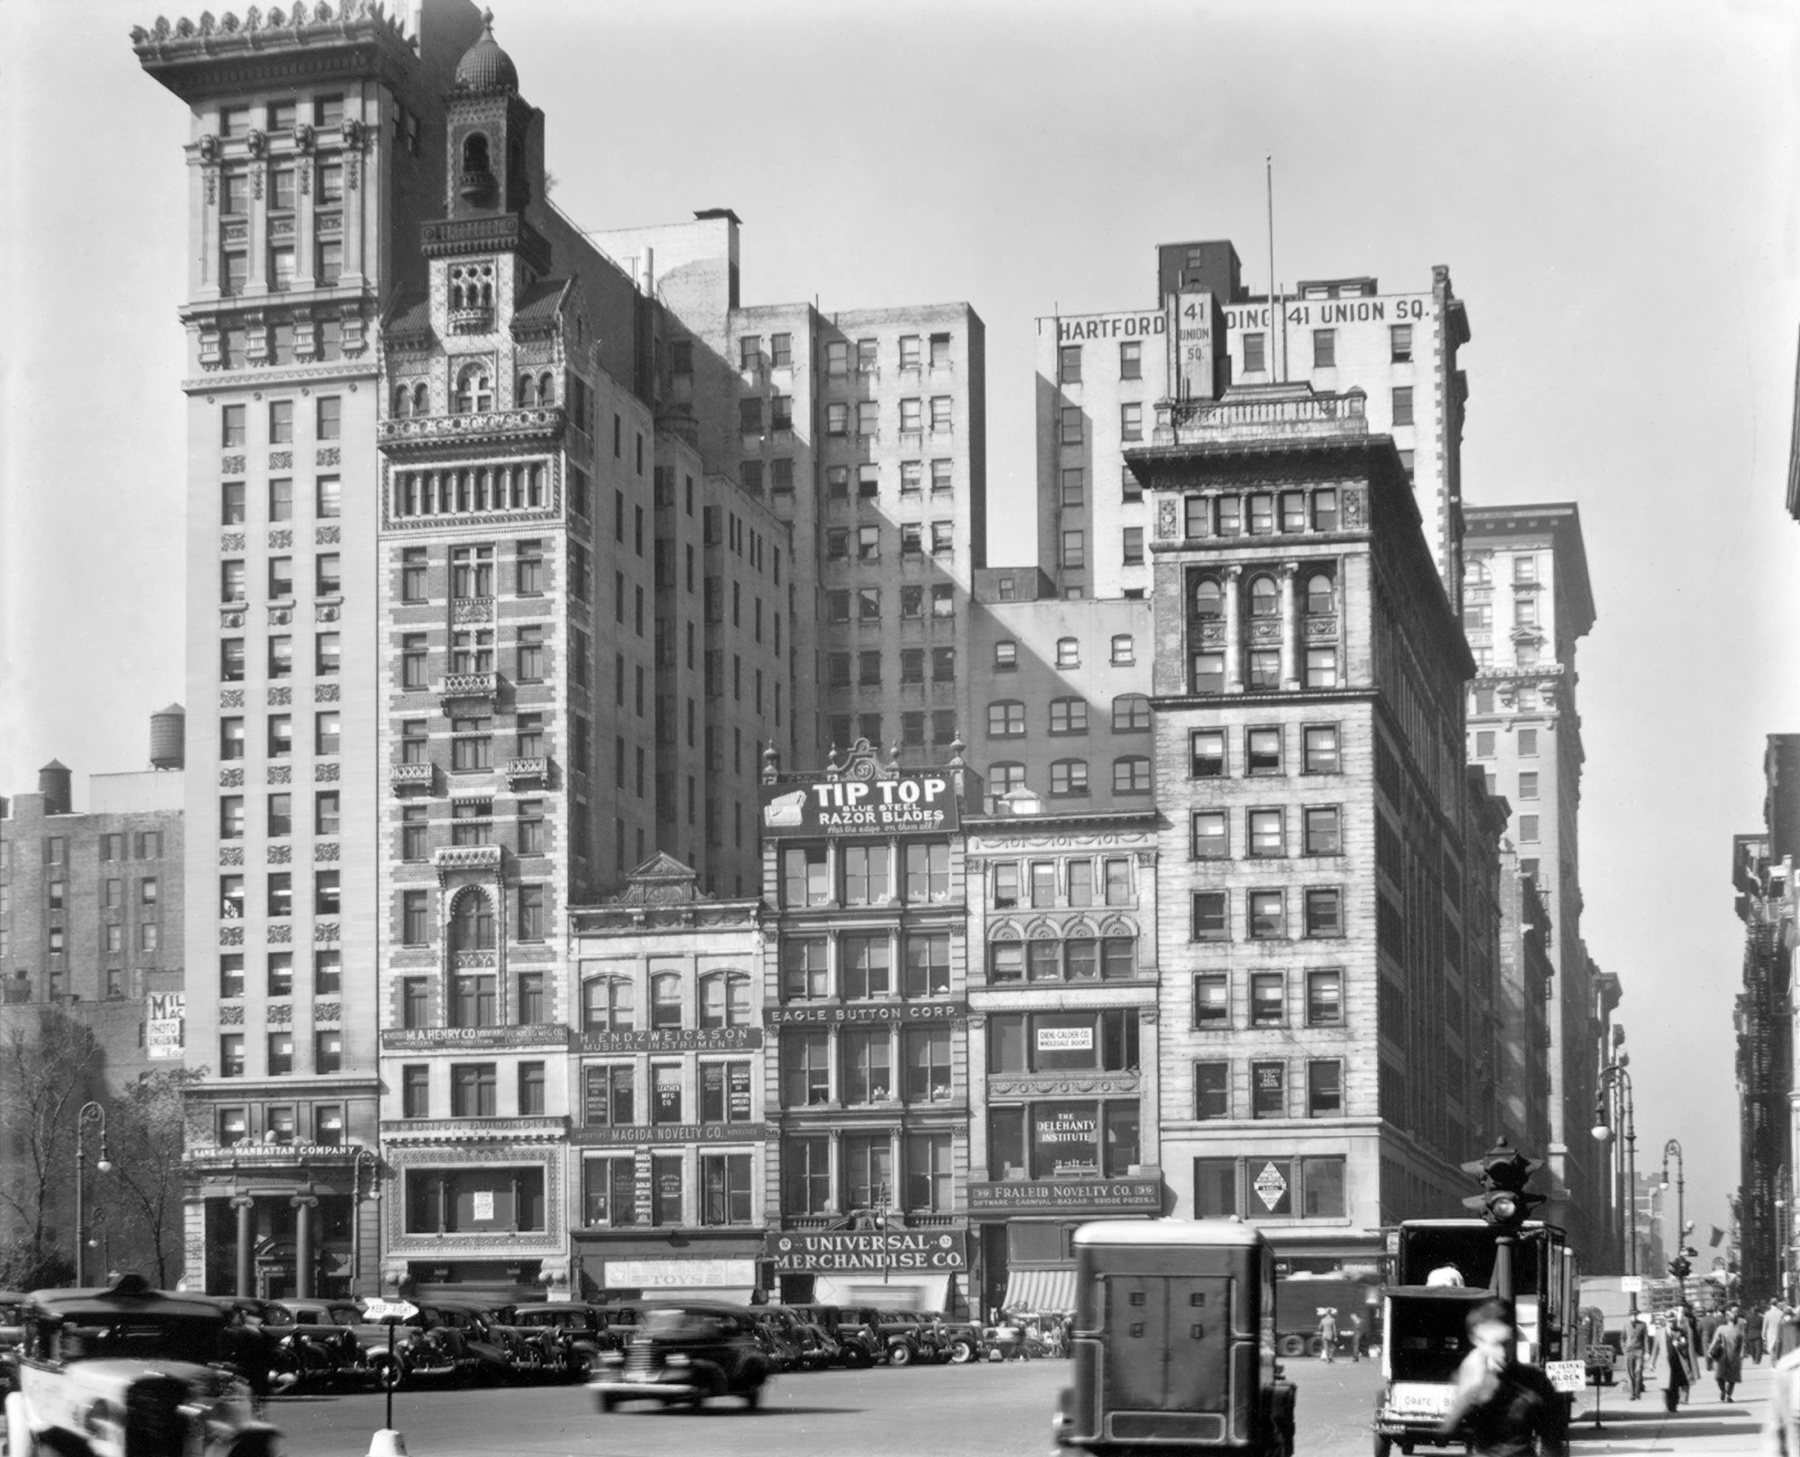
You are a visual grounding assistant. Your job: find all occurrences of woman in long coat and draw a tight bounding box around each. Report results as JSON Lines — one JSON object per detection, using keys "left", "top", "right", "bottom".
{"left": 1709, "top": 1309, "right": 1745, "bottom": 1402}
{"left": 1648, "top": 1312, "right": 1693, "bottom": 1412}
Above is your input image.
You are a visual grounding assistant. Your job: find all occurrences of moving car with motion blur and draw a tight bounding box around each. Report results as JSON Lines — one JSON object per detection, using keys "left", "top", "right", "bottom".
{"left": 1054, "top": 1220, "right": 1296, "bottom": 1457}
{"left": 590, "top": 1302, "right": 770, "bottom": 1411}
{"left": 6, "top": 1273, "right": 283, "bottom": 1457}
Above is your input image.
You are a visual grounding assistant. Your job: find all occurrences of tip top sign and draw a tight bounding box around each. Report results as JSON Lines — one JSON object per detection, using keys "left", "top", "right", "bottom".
{"left": 762, "top": 773, "right": 958, "bottom": 838}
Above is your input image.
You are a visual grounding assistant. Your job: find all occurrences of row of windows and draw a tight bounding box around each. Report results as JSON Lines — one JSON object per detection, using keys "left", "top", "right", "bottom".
{"left": 20, "top": 833, "right": 163, "bottom": 869}
{"left": 818, "top": 397, "right": 956, "bottom": 439}
{"left": 1194, "top": 1059, "right": 1344, "bottom": 1120}
{"left": 46, "top": 922, "right": 162, "bottom": 955}
{"left": 1178, "top": 489, "right": 1343, "bottom": 540}
{"left": 1190, "top": 888, "right": 1343, "bottom": 941}
{"left": 397, "top": 799, "right": 550, "bottom": 859}
{"left": 782, "top": 1132, "right": 958, "bottom": 1218}
{"left": 222, "top": 237, "right": 346, "bottom": 295}
{"left": 992, "top": 637, "right": 1136, "bottom": 673}
{"left": 823, "top": 648, "right": 956, "bottom": 686}
{"left": 38, "top": 877, "right": 160, "bottom": 910}
{"left": 1193, "top": 1155, "right": 1346, "bottom": 1219}
{"left": 779, "top": 843, "right": 953, "bottom": 909}
{"left": 1056, "top": 340, "right": 1146, "bottom": 383}
{"left": 1059, "top": 466, "right": 1146, "bottom": 509}
{"left": 986, "top": 693, "right": 1145, "bottom": 737}
{"left": 219, "top": 398, "right": 341, "bottom": 448}
{"left": 1190, "top": 806, "right": 1344, "bottom": 859}
{"left": 817, "top": 332, "right": 956, "bottom": 376}
{"left": 219, "top": 1030, "right": 342, "bottom": 1078}
{"left": 825, "top": 584, "right": 954, "bottom": 622}
{"left": 216, "top": 1101, "right": 346, "bottom": 1148}
{"left": 221, "top": 475, "right": 340, "bottom": 524}
{"left": 219, "top": 634, "right": 339, "bottom": 683}
{"left": 1472, "top": 728, "right": 1540, "bottom": 759}
{"left": 580, "top": 1060, "right": 758, "bottom": 1128}
{"left": 396, "top": 1062, "right": 545, "bottom": 1119}
{"left": 1248, "top": 324, "right": 1415, "bottom": 371}
{"left": 220, "top": 950, "right": 342, "bottom": 999}
{"left": 1190, "top": 725, "right": 1341, "bottom": 778}
{"left": 824, "top": 522, "right": 954, "bottom": 560}
{"left": 394, "top": 886, "right": 549, "bottom": 948}
{"left": 989, "top": 856, "right": 1135, "bottom": 909}
{"left": 219, "top": 871, "right": 344, "bottom": 921}
{"left": 816, "top": 460, "right": 955, "bottom": 501}
{"left": 219, "top": 791, "right": 341, "bottom": 839}
{"left": 220, "top": 554, "right": 341, "bottom": 602}
{"left": 1193, "top": 968, "right": 1343, "bottom": 1029}
{"left": 1464, "top": 554, "right": 1539, "bottom": 587}
{"left": 777, "top": 934, "right": 952, "bottom": 1001}
{"left": 1462, "top": 594, "right": 1544, "bottom": 632}
{"left": 825, "top": 711, "right": 958, "bottom": 753}
{"left": 1058, "top": 403, "right": 1145, "bottom": 446}
{"left": 985, "top": 758, "right": 1146, "bottom": 798}
{"left": 217, "top": 96, "right": 347, "bottom": 137}
{"left": 987, "top": 1101, "right": 1140, "bottom": 1183}
{"left": 777, "top": 1028, "right": 955, "bottom": 1108}
{"left": 585, "top": 1152, "right": 759, "bottom": 1228}
{"left": 221, "top": 712, "right": 341, "bottom": 758}
{"left": 986, "top": 937, "right": 1138, "bottom": 983}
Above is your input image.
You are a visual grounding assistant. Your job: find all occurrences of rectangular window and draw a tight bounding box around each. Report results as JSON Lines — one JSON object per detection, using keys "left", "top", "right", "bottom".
{"left": 1306, "top": 969, "right": 1343, "bottom": 1025}
{"left": 267, "top": 792, "right": 292, "bottom": 837}
{"left": 1060, "top": 467, "right": 1084, "bottom": 506}
{"left": 220, "top": 1035, "right": 245, "bottom": 1078}
{"left": 585, "top": 1065, "right": 635, "bottom": 1126}
{"left": 1190, "top": 730, "right": 1226, "bottom": 778}
{"left": 1120, "top": 340, "right": 1142, "bottom": 379}
{"left": 1312, "top": 328, "right": 1336, "bottom": 369}
{"left": 1061, "top": 531, "right": 1086, "bottom": 569}
{"left": 1250, "top": 972, "right": 1286, "bottom": 1027}
{"left": 268, "top": 1033, "right": 294, "bottom": 1076}
{"left": 451, "top": 1063, "right": 498, "bottom": 1117}
{"left": 843, "top": 1029, "right": 892, "bottom": 1103}
{"left": 1249, "top": 890, "right": 1284, "bottom": 939}
{"left": 1518, "top": 729, "right": 1539, "bottom": 757}
{"left": 1391, "top": 324, "right": 1413, "bottom": 362}
{"left": 401, "top": 890, "right": 429, "bottom": 945}
{"left": 1192, "top": 892, "right": 1228, "bottom": 941}
{"left": 1303, "top": 725, "right": 1340, "bottom": 774}
{"left": 902, "top": 933, "right": 950, "bottom": 996}
{"left": 517, "top": 1061, "right": 546, "bottom": 1115}
{"left": 1519, "top": 814, "right": 1540, "bottom": 843}
{"left": 1247, "top": 727, "right": 1282, "bottom": 775}
{"left": 1243, "top": 333, "right": 1266, "bottom": 373}
{"left": 1193, "top": 973, "right": 1229, "bottom": 1028}
{"left": 784, "top": 1136, "right": 831, "bottom": 1216}
{"left": 1303, "top": 806, "right": 1341, "bottom": 855}
{"left": 1121, "top": 530, "right": 1144, "bottom": 566}
{"left": 315, "top": 1031, "right": 342, "bottom": 1075}
{"left": 402, "top": 1065, "right": 429, "bottom": 1118}
{"left": 782, "top": 1030, "right": 832, "bottom": 1107}
{"left": 904, "top": 843, "right": 950, "bottom": 904}
{"left": 267, "top": 872, "right": 293, "bottom": 918}
{"left": 1120, "top": 402, "right": 1143, "bottom": 441}
{"left": 1059, "top": 344, "right": 1082, "bottom": 383}
{"left": 1307, "top": 1061, "right": 1342, "bottom": 1117}
{"left": 1248, "top": 809, "right": 1284, "bottom": 858}
{"left": 1195, "top": 1062, "right": 1229, "bottom": 1120}
{"left": 1392, "top": 386, "right": 1415, "bottom": 427}
{"left": 220, "top": 954, "right": 245, "bottom": 999}
{"left": 1305, "top": 888, "right": 1342, "bottom": 938}
{"left": 841, "top": 934, "right": 891, "bottom": 999}
{"left": 701, "top": 1153, "right": 754, "bottom": 1227}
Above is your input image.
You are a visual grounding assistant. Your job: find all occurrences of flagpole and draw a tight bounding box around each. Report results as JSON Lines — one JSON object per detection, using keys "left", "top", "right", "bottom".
{"left": 1266, "top": 156, "right": 1282, "bottom": 382}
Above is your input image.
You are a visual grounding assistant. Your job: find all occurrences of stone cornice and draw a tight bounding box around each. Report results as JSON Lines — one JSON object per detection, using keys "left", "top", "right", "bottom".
{"left": 186, "top": 361, "right": 378, "bottom": 394}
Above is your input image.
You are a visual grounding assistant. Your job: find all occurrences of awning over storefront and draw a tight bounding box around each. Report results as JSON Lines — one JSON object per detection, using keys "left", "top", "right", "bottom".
{"left": 814, "top": 1273, "right": 954, "bottom": 1313}
{"left": 1002, "top": 1266, "right": 1077, "bottom": 1315}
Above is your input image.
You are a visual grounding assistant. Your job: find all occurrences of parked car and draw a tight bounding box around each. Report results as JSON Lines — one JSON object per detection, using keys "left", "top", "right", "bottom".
{"left": 509, "top": 1303, "right": 624, "bottom": 1376}
{"left": 0, "top": 1291, "right": 30, "bottom": 1397}
{"left": 748, "top": 1310, "right": 805, "bottom": 1372}
{"left": 778, "top": 1304, "right": 880, "bottom": 1367}
{"left": 6, "top": 1273, "right": 283, "bottom": 1457}
{"left": 938, "top": 1317, "right": 990, "bottom": 1364}
{"left": 590, "top": 1302, "right": 770, "bottom": 1411}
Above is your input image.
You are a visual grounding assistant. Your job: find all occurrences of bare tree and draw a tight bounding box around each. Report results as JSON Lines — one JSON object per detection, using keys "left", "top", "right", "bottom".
{"left": 104, "top": 1068, "right": 200, "bottom": 1288}
{"left": 0, "top": 1009, "right": 104, "bottom": 1262}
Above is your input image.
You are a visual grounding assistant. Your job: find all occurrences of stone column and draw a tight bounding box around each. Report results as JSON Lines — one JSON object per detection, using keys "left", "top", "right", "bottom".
{"left": 1280, "top": 562, "right": 1301, "bottom": 691}
{"left": 232, "top": 1195, "right": 255, "bottom": 1298}
{"left": 1223, "top": 566, "right": 1244, "bottom": 692}
{"left": 292, "top": 1193, "right": 319, "bottom": 1299}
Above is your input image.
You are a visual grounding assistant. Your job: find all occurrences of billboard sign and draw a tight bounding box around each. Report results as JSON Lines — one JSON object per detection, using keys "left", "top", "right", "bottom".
{"left": 147, "top": 992, "right": 185, "bottom": 1060}
{"left": 761, "top": 773, "right": 959, "bottom": 838}
{"left": 765, "top": 1229, "right": 967, "bottom": 1272}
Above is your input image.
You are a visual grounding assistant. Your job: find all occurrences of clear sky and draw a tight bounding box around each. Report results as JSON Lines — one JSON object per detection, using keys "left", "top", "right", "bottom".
{"left": 4, "top": 0, "right": 1798, "bottom": 1255}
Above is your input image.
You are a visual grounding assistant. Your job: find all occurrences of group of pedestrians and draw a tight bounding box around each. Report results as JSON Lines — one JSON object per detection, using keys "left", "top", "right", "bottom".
{"left": 1313, "top": 1307, "right": 1365, "bottom": 1363}
{"left": 1618, "top": 1303, "right": 1749, "bottom": 1410}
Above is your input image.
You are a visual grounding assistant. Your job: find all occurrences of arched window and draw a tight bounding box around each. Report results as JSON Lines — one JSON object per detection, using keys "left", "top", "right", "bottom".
{"left": 1113, "top": 755, "right": 1152, "bottom": 794}
{"left": 448, "top": 890, "right": 495, "bottom": 952}
{"left": 700, "top": 971, "right": 752, "bottom": 1029}
{"left": 1049, "top": 697, "right": 1088, "bottom": 735}
{"left": 987, "top": 701, "right": 1025, "bottom": 738}
{"left": 989, "top": 762, "right": 1026, "bottom": 796}
{"left": 462, "top": 132, "right": 490, "bottom": 175}
{"left": 1028, "top": 926, "right": 1062, "bottom": 983}
{"left": 1249, "top": 575, "right": 1279, "bottom": 618}
{"left": 650, "top": 972, "right": 682, "bottom": 1030}
{"left": 1193, "top": 577, "right": 1223, "bottom": 618}
{"left": 582, "top": 976, "right": 634, "bottom": 1033}
{"left": 537, "top": 372, "right": 555, "bottom": 406}
{"left": 1112, "top": 694, "right": 1151, "bottom": 732}
{"left": 393, "top": 384, "right": 412, "bottom": 418}
{"left": 412, "top": 382, "right": 428, "bottom": 417}
{"left": 1305, "top": 573, "right": 1334, "bottom": 616}
{"left": 1056, "top": 637, "right": 1080, "bottom": 668}
{"left": 517, "top": 373, "right": 536, "bottom": 407}
{"left": 455, "top": 364, "right": 493, "bottom": 414}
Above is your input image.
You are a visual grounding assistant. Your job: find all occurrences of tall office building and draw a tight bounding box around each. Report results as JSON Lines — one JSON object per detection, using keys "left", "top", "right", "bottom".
{"left": 1128, "top": 381, "right": 1500, "bottom": 1269}
{"left": 1461, "top": 504, "right": 1604, "bottom": 1257}
{"left": 135, "top": 0, "right": 488, "bottom": 1299}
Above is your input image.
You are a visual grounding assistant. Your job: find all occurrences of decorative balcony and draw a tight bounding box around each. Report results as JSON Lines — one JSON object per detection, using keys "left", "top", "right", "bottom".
{"left": 390, "top": 762, "right": 434, "bottom": 793}
{"left": 438, "top": 671, "right": 498, "bottom": 709}
{"left": 447, "top": 303, "right": 494, "bottom": 335}
{"left": 503, "top": 756, "right": 549, "bottom": 789}
{"left": 433, "top": 844, "right": 502, "bottom": 874}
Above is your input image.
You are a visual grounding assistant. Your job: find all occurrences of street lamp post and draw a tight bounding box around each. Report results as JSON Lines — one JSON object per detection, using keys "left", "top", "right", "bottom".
{"left": 350, "top": 1147, "right": 381, "bottom": 1298}
{"left": 1661, "top": 1140, "right": 1689, "bottom": 1280}
{"left": 74, "top": 1101, "right": 111, "bottom": 1288}
{"left": 1591, "top": 1062, "right": 1638, "bottom": 1309}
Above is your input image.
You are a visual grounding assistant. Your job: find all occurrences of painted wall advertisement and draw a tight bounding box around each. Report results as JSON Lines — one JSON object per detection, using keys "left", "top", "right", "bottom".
{"left": 147, "top": 992, "right": 185, "bottom": 1060}
{"left": 761, "top": 773, "right": 959, "bottom": 838}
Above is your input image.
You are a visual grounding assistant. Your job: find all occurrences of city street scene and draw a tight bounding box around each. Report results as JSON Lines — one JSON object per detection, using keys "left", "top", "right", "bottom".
{"left": 4, "top": 0, "right": 1800, "bottom": 1453}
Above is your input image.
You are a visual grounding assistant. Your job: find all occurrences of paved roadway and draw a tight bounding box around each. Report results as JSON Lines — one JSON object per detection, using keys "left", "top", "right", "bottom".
{"left": 267, "top": 1353, "right": 1776, "bottom": 1456}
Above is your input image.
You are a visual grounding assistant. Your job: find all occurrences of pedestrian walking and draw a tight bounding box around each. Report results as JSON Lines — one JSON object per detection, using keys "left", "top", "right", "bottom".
{"left": 1621, "top": 1307, "right": 1648, "bottom": 1400}
{"left": 1767, "top": 1304, "right": 1787, "bottom": 1363}
{"left": 1317, "top": 1308, "right": 1339, "bottom": 1363}
{"left": 1649, "top": 1311, "right": 1693, "bottom": 1413}
{"left": 1347, "top": 1311, "right": 1364, "bottom": 1363}
{"left": 1765, "top": 1343, "right": 1800, "bottom": 1455}
{"left": 1750, "top": 1304, "right": 1767, "bottom": 1364}
{"left": 1438, "top": 1299, "right": 1569, "bottom": 1457}
{"left": 1710, "top": 1307, "right": 1745, "bottom": 1402}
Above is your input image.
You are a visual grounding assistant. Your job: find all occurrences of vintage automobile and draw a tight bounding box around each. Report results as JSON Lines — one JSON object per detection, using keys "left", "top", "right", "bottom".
{"left": 589, "top": 1302, "right": 770, "bottom": 1411}
{"left": 777, "top": 1304, "right": 880, "bottom": 1367}
{"left": 5, "top": 1273, "right": 284, "bottom": 1457}
{"left": 1054, "top": 1220, "right": 1297, "bottom": 1457}
{"left": 277, "top": 1299, "right": 371, "bottom": 1388}
{"left": 0, "top": 1290, "right": 30, "bottom": 1396}
{"left": 507, "top": 1303, "right": 626, "bottom": 1377}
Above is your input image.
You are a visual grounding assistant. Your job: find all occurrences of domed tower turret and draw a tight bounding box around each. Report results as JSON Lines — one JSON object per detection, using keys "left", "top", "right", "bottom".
{"left": 444, "top": 10, "right": 537, "bottom": 223}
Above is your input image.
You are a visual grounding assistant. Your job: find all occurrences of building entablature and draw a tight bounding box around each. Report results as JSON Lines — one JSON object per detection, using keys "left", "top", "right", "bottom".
{"left": 378, "top": 406, "right": 566, "bottom": 455}
{"left": 420, "top": 214, "right": 552, "bottom": 273}
{"left": 968, "top": 986, "right": 1157, "bottom": 1012}
{"left": 184, "top": 1138, "right": 374, "bottom": 1175}
{"left": 381, "top": 1024, "right": 573, "bottom": 1054}
{"left": 132, "top": 3, "right": 415, "bottom": 100}
{"left": 380, "top": 1115, "right": 570, "bottom": 1147}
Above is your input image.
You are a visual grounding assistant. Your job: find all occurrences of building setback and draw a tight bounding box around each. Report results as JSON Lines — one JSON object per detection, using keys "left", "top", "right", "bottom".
{"left": 1127, "top": 380, "right": 1497, "bottom": 1269}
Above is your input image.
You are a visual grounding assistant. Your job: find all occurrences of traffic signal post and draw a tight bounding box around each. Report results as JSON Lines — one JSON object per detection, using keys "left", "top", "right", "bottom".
{"left": 1461, "top": 1138, "right": 1547, "bottom": 1340}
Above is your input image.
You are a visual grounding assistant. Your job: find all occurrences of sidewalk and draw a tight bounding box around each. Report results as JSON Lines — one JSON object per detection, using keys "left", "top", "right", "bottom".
{"left": 1570, "top": 1357, "right": 1772, "bottom": 1455}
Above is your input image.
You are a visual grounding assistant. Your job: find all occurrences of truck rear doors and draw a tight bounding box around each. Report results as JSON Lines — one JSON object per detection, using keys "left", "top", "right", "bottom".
{"left": 1101, "top": 1274, "right": 1233, "bottom": 1414}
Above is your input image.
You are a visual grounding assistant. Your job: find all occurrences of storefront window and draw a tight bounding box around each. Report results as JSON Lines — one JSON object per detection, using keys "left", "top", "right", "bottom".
{"left": 652, "top": 1153, "right": 683, "bottom": 1226}
{"left": 1031, "top": 1102, "right": 1101, "bottom": 1179}
{"left": 1194, "top": 1158, "right": 1238, "bottom": 1218}
{"left": 405, "top": 1167, "right": 545, "bottom": 1232}
{"left": 583, "top": 1157, "right": 637, "bottom": 1227}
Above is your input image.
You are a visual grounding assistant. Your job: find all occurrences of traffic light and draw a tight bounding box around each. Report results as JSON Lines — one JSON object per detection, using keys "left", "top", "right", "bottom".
{"left": 1460, "top": 1138, "right": 1546, "bottom": 1230}
{"left": 1668, "top": 1251, "right": 1692, "bottom": 1280}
